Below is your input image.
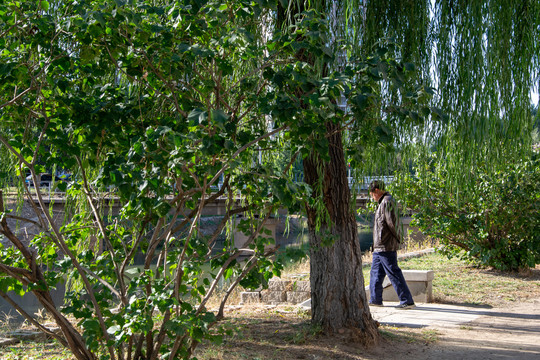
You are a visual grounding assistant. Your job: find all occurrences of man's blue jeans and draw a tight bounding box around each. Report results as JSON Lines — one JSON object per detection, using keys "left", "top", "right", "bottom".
{"left": 369, "top": 251, "right": 414, "bottom": 305}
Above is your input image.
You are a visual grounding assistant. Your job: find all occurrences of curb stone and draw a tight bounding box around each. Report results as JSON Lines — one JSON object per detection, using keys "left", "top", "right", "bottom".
{"left": 0, "top": 337, "right": 19, "bottom": 346}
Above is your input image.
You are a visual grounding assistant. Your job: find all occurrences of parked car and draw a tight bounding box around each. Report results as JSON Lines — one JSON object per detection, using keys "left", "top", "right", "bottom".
{"left": 57, "top": 173, "right": 72, "bottom": 182}
{"left": 25, "top": 173, "right": 64, "bottom": 188}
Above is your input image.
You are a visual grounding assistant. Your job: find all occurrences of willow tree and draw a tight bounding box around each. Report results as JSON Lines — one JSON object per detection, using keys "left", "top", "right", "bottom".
{"left": 275, "top": 0, "right": 540, "bottom": 340}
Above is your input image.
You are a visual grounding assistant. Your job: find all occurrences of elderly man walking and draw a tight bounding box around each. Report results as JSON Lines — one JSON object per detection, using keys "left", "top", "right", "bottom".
{"left": 368, "top": 180, "right": 415, "bottom": 309}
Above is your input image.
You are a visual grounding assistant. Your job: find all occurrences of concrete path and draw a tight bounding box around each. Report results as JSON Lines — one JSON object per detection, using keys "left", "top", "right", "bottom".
{"left": 298, "top": 299, "right": 491, "bottom": 329}
{"left": 298, "top": 296, "right": 540, "bottom": 359}
{"left": 368, "top": 302, "right": 492, "bottom": 328}
{"left": 367, "top": 300, "right": 540, "bottom": 360}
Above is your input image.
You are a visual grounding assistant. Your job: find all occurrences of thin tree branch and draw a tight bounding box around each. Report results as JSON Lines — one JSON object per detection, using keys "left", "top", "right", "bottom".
{"left": 24, "top": 163, "right": 117, "bottom": 360}
{"left": 79, "top": 265, "right": 122, "bottom": 299}
{"left": 4, "top": 214, "right": 42, "bottom": 228}
{"left": 0, "top": 264, "right": 32, "bottom": 285}
{"left": 0, "top": 87, "right": 35, "bottom": 110}
{"left": 75, "top": 157, "right": 128, "bottom": 310}
{"left": 216, "top": 256, "right": 259, "bottom": 320}
{"left": 0, "top": 134, "right": 32, "bottom": 168}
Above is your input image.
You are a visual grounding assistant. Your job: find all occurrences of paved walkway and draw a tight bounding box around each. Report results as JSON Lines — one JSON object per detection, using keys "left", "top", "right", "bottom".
{"left": 368, "top": 302, "right": 492, "bottom": 328}
{"left": 297, "top": 299, "right": 492, "bottom": 329}
{"left": 367, "top": 300, "right": 540, "bottom": 360}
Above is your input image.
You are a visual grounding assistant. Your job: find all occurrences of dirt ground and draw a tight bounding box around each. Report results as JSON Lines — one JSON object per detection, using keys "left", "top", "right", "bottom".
{"left": 198, "top": 298, "right": 540, "bottom": 360}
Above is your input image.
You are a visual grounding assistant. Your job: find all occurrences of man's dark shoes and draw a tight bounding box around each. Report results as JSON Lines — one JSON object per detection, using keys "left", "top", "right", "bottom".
{"left": 395, "top": 303, "right": 416, "bottom": 309}
{"left": 369, "top": 302, "right": 383, "bottom": 307}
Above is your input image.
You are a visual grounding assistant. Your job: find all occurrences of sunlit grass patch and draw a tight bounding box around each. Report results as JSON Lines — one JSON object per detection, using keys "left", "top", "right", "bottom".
{"left": 2, "top": 340, "right": 74, "bottom": 360}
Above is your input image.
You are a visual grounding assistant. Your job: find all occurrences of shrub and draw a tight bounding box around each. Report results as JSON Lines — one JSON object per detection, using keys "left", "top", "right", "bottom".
{"left": 397, "top": 156, "right": 540, "bottom": 271}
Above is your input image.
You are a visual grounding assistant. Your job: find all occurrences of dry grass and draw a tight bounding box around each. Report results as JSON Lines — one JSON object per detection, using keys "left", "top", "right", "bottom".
{"left": 193, "top": 305, "right": 442, "bottom": 360}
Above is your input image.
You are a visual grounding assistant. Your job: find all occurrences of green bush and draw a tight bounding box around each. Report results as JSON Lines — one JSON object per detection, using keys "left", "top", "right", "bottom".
{"left": 397, "top": 156, "right": 540, "bottom": 271}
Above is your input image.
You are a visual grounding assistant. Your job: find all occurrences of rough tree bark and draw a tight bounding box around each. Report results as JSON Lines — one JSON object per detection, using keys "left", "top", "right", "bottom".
{"left": 303, "top": 122, "right": 379, "bottom": 343}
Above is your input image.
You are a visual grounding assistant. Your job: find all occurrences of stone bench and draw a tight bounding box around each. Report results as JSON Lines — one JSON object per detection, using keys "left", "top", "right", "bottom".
{"left": 365, "top": 270, "right": 435, "bottom": 303}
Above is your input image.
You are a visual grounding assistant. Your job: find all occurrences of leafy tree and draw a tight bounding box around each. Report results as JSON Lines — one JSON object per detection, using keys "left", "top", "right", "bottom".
{"left": 0, "top": 1, "right": 318, "bottom": 359}
{"left": 273, "top": 0, "right": 539, "bottom": 340}
{"left": 0, "top": 0, "right": 433, "bottom": 357}
{"left": 272, "top": 3, "right": 437, "bottom": 339}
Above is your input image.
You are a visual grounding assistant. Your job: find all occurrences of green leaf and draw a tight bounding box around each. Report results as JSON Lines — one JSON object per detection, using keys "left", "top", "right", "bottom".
{"left": 57, "top": 181, "right": 67, "bottom": 192}
{"left": 210, "top": 109, "right": 229, "bottom": 129}
{"left": 154, "top": 201, "right": 172, "bottom": 217}
{"left": 188, "top": 109, "right": 207, "bottom": 125}
{"left": 224, "top": 267, "right": 233, "bottom": 279}
{"left": 107, "top": 325, "right": 121, "bottom": 335}
{"left": 352, "top": 94, "right": 368, "bottom": 109}
{"left": 404, "top": 62, "right": 415, "bottom": 71}
{"left": 125, "top": 267, "right": 140, "bottom": 276}
{"left": 191, "top": 327, "right": 204, "bottom": 341}
{"left": 94, "top": 12, "right": 106, "bottom": 27}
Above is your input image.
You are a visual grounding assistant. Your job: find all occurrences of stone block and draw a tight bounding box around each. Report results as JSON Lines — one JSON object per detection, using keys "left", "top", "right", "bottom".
{"left": 8, "top": 330, "right": 46, "bottom": 341}
{"left": 286, "top": 291, "right": 311, "bottom": 304}
{"left": 298, "top": 298, "right": 311, "bottom": 309}
{"left": 394, "top": 270, "right": 434, "bottom": 282}
{"left": 0, "top": 337, "right": 19, "bottom": 346}
{"left": 240, "top": 291, "right": 261, "bottom": 304}
{"left": 261, "top": 290, "right": 287, "bottom": 304}
{"left": 289, "top": 280, "right": 310, "bottom": 292}
{"left": 268, "top": 279, "right": 292, "bottom": 291}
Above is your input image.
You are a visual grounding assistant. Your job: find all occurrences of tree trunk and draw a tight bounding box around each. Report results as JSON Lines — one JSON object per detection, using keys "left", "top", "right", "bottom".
{"left": 304, "top": 122, "right": 379, "bottom": 343}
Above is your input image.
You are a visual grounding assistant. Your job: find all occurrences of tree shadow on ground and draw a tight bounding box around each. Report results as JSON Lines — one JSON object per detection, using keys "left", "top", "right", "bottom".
{"left": 196, "top": 309, "right": 437, "bottom": 360}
